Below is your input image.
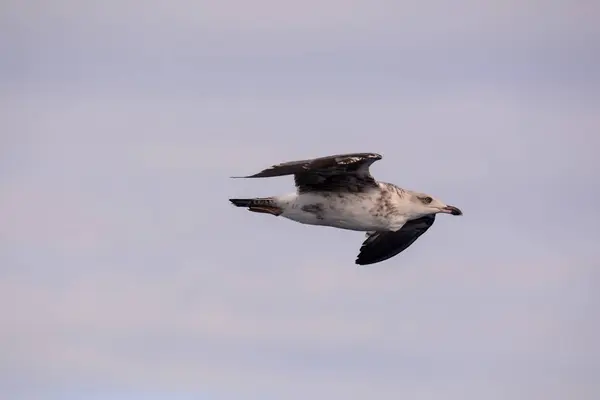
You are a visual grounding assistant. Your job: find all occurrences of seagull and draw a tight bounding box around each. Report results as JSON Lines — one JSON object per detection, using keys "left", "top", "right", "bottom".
{"left": 229, "top": 152, "right": 462, "bottom": 265}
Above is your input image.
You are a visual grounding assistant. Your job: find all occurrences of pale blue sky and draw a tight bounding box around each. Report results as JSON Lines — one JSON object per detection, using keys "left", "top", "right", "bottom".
{"left": 1, "top": 1, "right": 599, "bottom": 399}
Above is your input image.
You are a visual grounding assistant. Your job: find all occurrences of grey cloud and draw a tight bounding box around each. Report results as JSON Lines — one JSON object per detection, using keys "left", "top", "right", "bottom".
{"left": 1, "top": 258, "right": 597, "bottom": 399}
{"left": 2, "top": 0, "right": 599, "bottom": 94}
{"left": 3, "top": 0, "right": 599, "bottom": 40}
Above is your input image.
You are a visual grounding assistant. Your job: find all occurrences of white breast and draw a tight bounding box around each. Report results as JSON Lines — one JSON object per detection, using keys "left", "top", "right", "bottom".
{"left": 278, "top": 191, "right": 397, "bottom": 232}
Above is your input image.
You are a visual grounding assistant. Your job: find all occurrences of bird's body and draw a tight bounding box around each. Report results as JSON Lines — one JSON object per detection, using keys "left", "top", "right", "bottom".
{"left": 273, "top": 182, "right": 409, "bottom": 232}
{"left": 229, "top": 152, "right": 462, "bottom": 265}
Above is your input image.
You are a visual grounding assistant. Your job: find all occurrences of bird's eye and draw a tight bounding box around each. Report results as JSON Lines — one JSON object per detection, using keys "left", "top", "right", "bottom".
{"left": 420, "top": 196, "right": 432, "bottom": 204}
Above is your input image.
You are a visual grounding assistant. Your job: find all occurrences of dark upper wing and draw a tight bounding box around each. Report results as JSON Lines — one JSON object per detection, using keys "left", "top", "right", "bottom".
{"left": 355, "top": 215, "right": 436, "bottom": 266}
{"left": 234, "top": 153, "right": 383, "bottom": 193}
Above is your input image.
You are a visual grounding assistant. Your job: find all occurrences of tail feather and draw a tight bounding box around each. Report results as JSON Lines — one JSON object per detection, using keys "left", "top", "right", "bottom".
{"left": 229, "top": 197, "right": 282, "bottom": 216}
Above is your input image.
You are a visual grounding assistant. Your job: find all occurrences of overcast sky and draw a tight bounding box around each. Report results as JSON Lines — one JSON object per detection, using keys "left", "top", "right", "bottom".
{"left": 1, "top": 1, "right": 599, "bottom": 399}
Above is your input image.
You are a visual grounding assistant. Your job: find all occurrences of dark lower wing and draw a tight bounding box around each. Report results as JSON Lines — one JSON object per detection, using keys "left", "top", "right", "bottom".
{"left": 355, "top": 215, "right": 436, "bottom": 266}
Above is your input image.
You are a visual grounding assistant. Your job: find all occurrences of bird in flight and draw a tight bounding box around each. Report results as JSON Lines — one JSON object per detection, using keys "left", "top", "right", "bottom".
{"left": 229, "top": 152, "right": 462, "bottom": 265}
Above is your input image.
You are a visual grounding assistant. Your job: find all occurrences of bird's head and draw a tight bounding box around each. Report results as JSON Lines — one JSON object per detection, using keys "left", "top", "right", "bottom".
{"left": 409, "top": 191, "right": 463, "bottom": 217}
